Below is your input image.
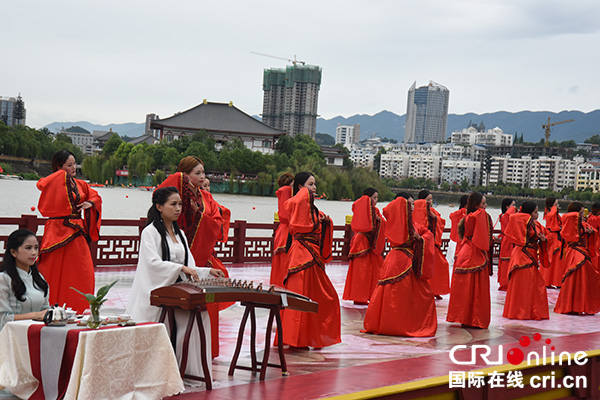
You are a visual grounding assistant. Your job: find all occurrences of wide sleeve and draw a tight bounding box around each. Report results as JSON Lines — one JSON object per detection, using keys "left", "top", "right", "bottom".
{"left": 415, "top": 224, "right": 435, "bottom": 280}
{"left": 286, "top": 187, "right": 317, "bottom": 234}
{"left": 0, "top": 275, "right": 15, "bottom": 331}
{"left": 138, "top": 227, "right": 186, "bottom": 287}
{"left": 545, "top": 207, "right": 562, "bottom": 232}
{"left": 382, "top": 197, "right": 411, "bottom": 246}
{"left": 560, "top": 212, "right": 580, "bottom": 243}
{"left": 536, "top": 222, "right": 550, "bottom": 268}
{"left": 276, "top": 186, "right": 293, "bottom": 224}
{"left": 350, "top": 196, "right": 375, "bottom": 233}
{"left": 504, "top": 213, "right": 530, "bottom": 247}
{"left": 470, "top": 209, "right": 493, "bottom": 252}
{"left": 36, "top": 170, "right": 72, "bottom": 217}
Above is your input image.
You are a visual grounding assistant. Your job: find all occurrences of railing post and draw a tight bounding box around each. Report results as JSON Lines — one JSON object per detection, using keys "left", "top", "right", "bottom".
{"left": 341, "top": 217, "right": 353, "bottom": 261}
{"left": 233, "top": 220, "right": 246, "bottom": 264}
{"left": 19, "top": 214, "right": 40, "bottom": 234}
{"left": 90, "top": 241, "right": 98, "bottom": 267}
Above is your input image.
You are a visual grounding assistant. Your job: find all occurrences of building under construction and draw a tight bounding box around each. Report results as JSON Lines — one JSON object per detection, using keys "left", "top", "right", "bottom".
{"left": 261, "top": 65, "right": 322, "bottom": 138}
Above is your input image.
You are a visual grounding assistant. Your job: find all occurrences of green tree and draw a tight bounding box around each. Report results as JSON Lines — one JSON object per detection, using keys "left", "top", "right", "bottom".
{"left": 102, "top": 134, "right": 124, "bottom": 157}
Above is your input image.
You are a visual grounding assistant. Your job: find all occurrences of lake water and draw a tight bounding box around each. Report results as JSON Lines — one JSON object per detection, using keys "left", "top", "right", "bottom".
{"left": 0, "top": 180, "right": 504, "bottom": 235}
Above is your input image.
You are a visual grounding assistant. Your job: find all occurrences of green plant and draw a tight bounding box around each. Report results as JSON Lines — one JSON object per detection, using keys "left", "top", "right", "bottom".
{"left": 71, "top": 280, "right": 118, "bottom": 329}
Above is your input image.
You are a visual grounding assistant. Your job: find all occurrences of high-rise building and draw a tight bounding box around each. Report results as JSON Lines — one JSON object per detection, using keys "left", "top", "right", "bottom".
{"left": 0, "top": 95, "right": 26, "bottom": 127}
{"left": 262, "top": 65, "right": 322, "bottom": 138}
{"left": 335, "top": 124, "right": 360, "bottom": 149}
{"left": 404, "top": 81, "right": 449, "bottom": 143}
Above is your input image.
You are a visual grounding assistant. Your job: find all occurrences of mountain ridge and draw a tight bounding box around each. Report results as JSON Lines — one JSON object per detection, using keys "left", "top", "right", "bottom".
{"left": 44, "top": 109, "right": 600, "bottom": 144}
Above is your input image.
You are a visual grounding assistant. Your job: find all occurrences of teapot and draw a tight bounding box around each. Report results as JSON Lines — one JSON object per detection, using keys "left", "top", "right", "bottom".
{"left": 43, "top": 304, "right": 68, "bottom": 326}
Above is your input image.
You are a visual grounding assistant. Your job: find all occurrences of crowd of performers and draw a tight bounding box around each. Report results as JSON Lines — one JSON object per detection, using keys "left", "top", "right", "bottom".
{"left": 270, "top": 176, "right": 600, "bottom": 347}
{"left": 3, "top": 152, "right": 600, "bottom": 382}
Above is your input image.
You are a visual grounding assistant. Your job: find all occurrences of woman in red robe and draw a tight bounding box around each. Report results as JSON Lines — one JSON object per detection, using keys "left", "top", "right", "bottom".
{"left": 281, "top": 172, "right": 340, "bottom": 348}
{"left": 502, "top": 202, "right": 550, "bottom": 320}
{"left": 363, "top": 193, "right": 437, "bottom": 337}
{"left": 158, "top": 156, "right": 228, "bottom": 357}
{"left": 446, "top": 192, "right": 493, "bottom": 329}
{"left": 37, "top": 150, "right": 102, "bottom": 313}
{"left": 541, "top": 197, "right": 564, "bottom": 288}
{"left": 554, "top": 203, "right": 600, "bottom": 315}
{"left": 413, "top": 190, "right": 449, "bottom": 299}
{"left": 342, "top": 188, "right": 386, "bottom": 305}
{"left": 586, "top": 203, "right": 600, "bottom": 272}
{"left": 200, "top": 178, "right": 234, "bottom": 312}
{"left": 449, "top": 195, "right": 468, "bottom": 272}
{"left": 270, "top": 173, "right": 294, "bottom": 287}
{"left": 497, "top": 198, "right": 517, "bottom": 291}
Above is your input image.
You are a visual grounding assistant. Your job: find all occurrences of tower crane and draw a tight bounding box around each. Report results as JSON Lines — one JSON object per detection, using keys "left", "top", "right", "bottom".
{"left": 542, "top": 117, "right": 574, "bottom": 146}
{"left": 250, "top": 51, "right": 306, "bottom": 66}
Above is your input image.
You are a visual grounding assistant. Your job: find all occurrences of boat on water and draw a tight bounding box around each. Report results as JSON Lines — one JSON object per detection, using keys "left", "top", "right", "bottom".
{"left": 0, "top": 174, "right": 23, "bottom": 180}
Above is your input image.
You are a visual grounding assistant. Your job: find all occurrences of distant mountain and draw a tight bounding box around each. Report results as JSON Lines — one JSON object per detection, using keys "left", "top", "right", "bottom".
{"left": 317, "top": 110, "right": 600, "bottom": 143}
{"left": 44, "top": 121, "right": 145, "bottom": 138}
{"left": 45, "top": 109, "right": 600, "bottom": 144}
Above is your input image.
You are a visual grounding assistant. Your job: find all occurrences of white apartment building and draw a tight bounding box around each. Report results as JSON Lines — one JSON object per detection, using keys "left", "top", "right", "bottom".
{"left": 488, "top": 155, "right": 583, "bottom": 191}
{"left": 451, "top": 126, "right": 513, "bottom": 146}
{"left": 62, "top": 131, "right": 94, "bottom": 156}
{"left": 349, "top": 136, "right": 394, "bottom": 168}
{"left": 441, "top": 160, "right": 481, "bottom": 186}
{"left": 576, "top": 162, "right": 600, "bottom": 192}
{"left": 380, "top": 153, "right": 442, "bottom": 183}
{"left": 335, "top": 124, "right": 360, "bottom": 149}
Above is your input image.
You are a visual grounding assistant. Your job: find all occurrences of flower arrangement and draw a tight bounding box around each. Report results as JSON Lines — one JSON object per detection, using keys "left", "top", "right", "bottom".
{"left": 71, "top": 280, "right": 118, "bottom": 329}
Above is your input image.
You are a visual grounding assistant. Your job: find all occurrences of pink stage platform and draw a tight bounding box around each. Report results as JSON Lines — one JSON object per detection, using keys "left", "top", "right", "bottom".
{"left": 93, "top": 262, "right": 600, "bottom": 399}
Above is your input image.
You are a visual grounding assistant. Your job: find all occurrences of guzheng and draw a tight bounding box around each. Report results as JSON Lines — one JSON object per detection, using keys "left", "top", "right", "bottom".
{"left": 150, "top": 278, "right": 318, "bottom": 313}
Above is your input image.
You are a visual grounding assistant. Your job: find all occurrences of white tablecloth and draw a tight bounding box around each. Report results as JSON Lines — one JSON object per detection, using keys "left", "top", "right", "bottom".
{"left": 0, "top": 321, "right": 184, "bottom": 400}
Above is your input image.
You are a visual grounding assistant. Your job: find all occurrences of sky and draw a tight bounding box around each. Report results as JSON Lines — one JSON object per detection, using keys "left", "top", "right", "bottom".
{"left": 3, "top": 0, "right": 600, "bottom": 129}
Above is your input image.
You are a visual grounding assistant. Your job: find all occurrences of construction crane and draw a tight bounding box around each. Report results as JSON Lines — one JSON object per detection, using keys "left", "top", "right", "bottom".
{"left": 542, "top": 117, "right": 574, "bottom": 146}
{"left": 250, "top": 51, "right": 306, "bottom": 66}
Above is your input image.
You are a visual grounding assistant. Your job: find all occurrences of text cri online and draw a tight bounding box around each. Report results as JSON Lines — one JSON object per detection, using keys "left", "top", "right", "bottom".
{"left": 449, "top": 371, "right": 587, "bottom": 390}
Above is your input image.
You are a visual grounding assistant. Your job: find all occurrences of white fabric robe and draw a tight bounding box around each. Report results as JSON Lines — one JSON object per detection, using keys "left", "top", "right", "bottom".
{"left": 127, "top": 223, "right": 213, "bottom": 381}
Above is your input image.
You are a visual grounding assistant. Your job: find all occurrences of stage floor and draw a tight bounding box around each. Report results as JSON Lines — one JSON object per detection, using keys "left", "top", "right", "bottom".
{"left": 95, "top": 262, "right": 600, "bottom": 399}
{"left": 3, "top": 262, "right": 598, "bottom": 399}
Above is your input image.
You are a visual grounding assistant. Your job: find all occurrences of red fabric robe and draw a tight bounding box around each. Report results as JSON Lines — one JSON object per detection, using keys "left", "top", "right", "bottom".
{"left": 502, "top": 213, "right": 549, "bottom": 320}
{"left": 159, "top": 173, "right": 227, "bottom": 357}
{"left": 554, "top": 212, "right": 600, "bottom": 315}
{"left": 342, "top": 195, "right": 386, "bottom": 303}
{"left": 280, "top": 187, "right": 340, "bottom": 348}
{"left": 446, "top": 208, "right": 493, "bottom": 328}
{"left": 497, "top": 206, "right": 517, "bottom": 291}
{"left": 586, "top": 214, "right": 600, "bottom": 272}
{"left": 36, "top": 170, "right": 102, "bottom": 313}
{"left": 413, "top": 200, "right": 449, "bottom": 296}
{"left": 541, "top": 206, "right": 565, "bottom": 287}
{"left": 270, "top": 185, "right": 293, "bottom": 287}
{"left": 363, "top": 197, "right": 436, "bottom": 337}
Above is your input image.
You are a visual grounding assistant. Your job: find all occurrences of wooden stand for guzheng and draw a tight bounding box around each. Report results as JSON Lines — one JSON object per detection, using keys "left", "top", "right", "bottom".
{"left": 151, "top": 278, "right": 318, "bottom": 390}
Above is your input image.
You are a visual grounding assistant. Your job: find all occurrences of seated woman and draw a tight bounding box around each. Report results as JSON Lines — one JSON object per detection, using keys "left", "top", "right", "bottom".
{"left": 502, "top": 202, "right": 550, "bottom": 320}
{"left": 127, "top": 186, "right": 223, "bottom": 381}
{"left": 0, "top": 229, "right": 50, "bottom": 331}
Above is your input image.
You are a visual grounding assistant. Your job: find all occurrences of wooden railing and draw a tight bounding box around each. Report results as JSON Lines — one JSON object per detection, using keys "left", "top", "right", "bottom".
{"left": 0, "top": 214, "right": 501, "bottom": 268}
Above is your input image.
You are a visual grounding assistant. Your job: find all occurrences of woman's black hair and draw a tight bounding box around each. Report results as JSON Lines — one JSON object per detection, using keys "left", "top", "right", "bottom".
{"left": 292, "top": 172, "right": 314, "bottom": 195}
{"left": 545, "top": 197, "right": 557, "bottom": 212}
{"left": 147, "top": 186, "right": 188, "bottom": 265}
{"left": 395, "top": 192, "right": 413, "bottom": 199}
{"left": 362, "top": 187, "right": 378, "bottom": 198}
{"left": 459, "top": 195, "right": 469, "bottom": 209}
{"left": 0, "top": 229, "right": 48, "bottom": 302}
{"left": 501, "top": 198, "right": 514, "bottom": 214}
{"left": 417, "top": 190, "right": 431, "bottom": 200}
{"left": 51, "top": 150, "right": 76, "bottom": 172}
{"left": 591, "top": 202, "right": 600, "bottom": 216}
{"left": 520, "top": 201, "right": 537, "bottom": 215}
{"left": 567, "top": 202, "right": 584, "bottom": 213}
{"left": 466, "top": 192, "right": 484, "bottom": 214}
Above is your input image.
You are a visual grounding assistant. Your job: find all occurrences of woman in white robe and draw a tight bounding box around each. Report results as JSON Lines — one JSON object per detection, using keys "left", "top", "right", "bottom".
{"left": 127, "top": 186, "right": 223, "bottom": 382}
